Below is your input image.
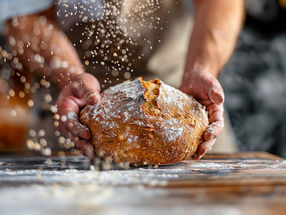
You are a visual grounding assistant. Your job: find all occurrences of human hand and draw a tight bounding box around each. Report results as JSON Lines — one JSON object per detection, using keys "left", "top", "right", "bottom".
{"left": 55, "top": 73, "right": 100, "bottom": 159}
{"left": 179, "top": 69, "right": 224, "bottom": 160}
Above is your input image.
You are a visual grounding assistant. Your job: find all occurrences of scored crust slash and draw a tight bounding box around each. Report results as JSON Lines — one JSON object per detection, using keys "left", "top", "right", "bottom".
{"left": 80, "top": 77, "right": 209, "bottom": 166}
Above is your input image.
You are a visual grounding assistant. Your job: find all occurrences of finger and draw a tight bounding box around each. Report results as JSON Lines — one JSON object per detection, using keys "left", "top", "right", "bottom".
{"left": 65, "top": 119, "right": 91, "bottom": 140}
{"left": 192, "top": 139, "right": 216, "bottom": 160}
{"left": 74, "top": 139, "right": 95, "bottom": 160}
{"left": 58, "top": 126, "right": 72, "bottom": 140}
{"left": 84, "top": 91, "right": 101, "bottom": 105}
{"left": 71, "top": 74, "right": 101, "bottom": 105}
{"left": 56, "top": 96, "right": 91, "bottom": 140}
{"left": 198, "top": 99, "right": 212, "bottom": 106}
{"left": 58, "top": 115, "right": 90, "bottom": 140}
{"left": 204, "top": 121, "right": 224, "bottom": 141}
{"left": 208, "top": 87, "right": 224, "bottom": 105}
{"left": 203, "top": 102, "right": 224, "bottom": 140}
{"left": 207, "top": 75, "right": 225, "bottom": 105}
{"left": 207, "top": 103, "right": 224, "bottom": 123}
{"left": 65, "top": 112, "right": 91, "bottom": 140}
{"left": 56, "top": 128, "right": 94, "bottom": 160}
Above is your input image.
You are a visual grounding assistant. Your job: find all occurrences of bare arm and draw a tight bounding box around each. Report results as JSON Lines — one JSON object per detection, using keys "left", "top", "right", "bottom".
{"left": 6, "top": 7, "right": 83, "bottom": 89}
{"left": 6, "top": 7, "right": 100, "bottom": 159}
{"left": 180, "top": 0, "right": 244, "bottom": 159}
{"left": 186, "top": 0, "right": 244, "bottom": 77}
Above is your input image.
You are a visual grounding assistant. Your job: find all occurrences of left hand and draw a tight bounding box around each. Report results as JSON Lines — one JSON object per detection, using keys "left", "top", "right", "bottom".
{"left": 179, "top": 69, "right": 225, "bottom": 160}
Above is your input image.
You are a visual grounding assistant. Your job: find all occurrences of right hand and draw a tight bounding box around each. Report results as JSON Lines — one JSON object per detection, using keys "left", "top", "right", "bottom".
{"left": 179, "top": 69, "right": 225, "bottom": 160}
{"left": 55, "top": 73, "right": 101, "bottom": 159}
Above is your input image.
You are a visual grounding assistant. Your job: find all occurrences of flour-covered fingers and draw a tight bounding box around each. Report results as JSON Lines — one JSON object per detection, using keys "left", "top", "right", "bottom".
{"left": 74, "top": 139, "right": 95, "bottom": 160}
{"left": 192, "top": 139, "right": 216, "bottom": 160}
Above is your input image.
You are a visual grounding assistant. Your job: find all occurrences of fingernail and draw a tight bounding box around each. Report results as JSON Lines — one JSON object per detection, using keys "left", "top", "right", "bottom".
{"left": 214, "top": 94, "right": 223, "bottom": 104}
{"left": 209, "top": 89, "right": 223, "bottom": 104}
{"left": 84, "top": 92, "right": 100, "bottom": 105}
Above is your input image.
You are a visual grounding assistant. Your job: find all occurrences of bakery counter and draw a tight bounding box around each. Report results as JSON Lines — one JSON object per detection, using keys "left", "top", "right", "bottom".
{"left": 0, "top": 152, "right": 286, "bottom": 215}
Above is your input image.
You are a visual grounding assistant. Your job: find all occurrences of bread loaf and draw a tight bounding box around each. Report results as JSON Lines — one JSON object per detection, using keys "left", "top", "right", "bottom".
{"left": 80, "top": 77, "right": 209, "bottom": 166}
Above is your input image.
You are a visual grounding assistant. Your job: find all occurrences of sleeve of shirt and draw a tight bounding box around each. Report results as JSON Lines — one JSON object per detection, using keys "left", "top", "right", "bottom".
{"left": 0, "top": 0, "right": 53, "bottom": 33}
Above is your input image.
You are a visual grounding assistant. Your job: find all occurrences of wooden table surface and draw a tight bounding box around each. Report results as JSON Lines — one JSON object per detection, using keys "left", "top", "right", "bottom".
{"left": 0, "top": 152, "right": 286, "bottom": 215}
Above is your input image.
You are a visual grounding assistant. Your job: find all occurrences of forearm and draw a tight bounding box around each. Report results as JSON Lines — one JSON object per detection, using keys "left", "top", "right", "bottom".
{"left": 6, "top": 7, "right": 83, "bottom": 89}
{"left": 186, "top": 0, "right": 245, "bottom": 77}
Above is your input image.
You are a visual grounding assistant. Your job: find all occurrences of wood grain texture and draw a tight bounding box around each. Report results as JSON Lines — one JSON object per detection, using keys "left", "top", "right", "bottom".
{"left": 1, "top": 152, "right": 286, "bottom": 215}
{"left": 164, "top": 152, "right": 286, "bottom": 187}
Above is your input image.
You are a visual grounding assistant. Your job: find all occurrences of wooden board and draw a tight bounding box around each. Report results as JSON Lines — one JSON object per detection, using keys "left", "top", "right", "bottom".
{"left": 0, "top": 151, "right": 286, "bottom": 187}
{"left": 0, "top": 152, "right": 286, "bottom": 215}
{"left": 164, "top": 152, "right": 286, "bottom": 187}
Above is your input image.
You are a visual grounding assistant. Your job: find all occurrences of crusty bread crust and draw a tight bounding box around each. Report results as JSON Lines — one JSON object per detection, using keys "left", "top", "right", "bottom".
{"left": 80, "top": 78, "right": 209, "bottom": 166}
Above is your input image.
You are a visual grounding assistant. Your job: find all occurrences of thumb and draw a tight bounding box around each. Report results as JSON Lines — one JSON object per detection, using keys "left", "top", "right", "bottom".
{"left": 207, "top": 77, "right": 225, "bottom": 105}
{"left": 71, "top": 74, "right": 101, "bottom": 105}
{"left": 208, "top": 87, "right": 224, "bottom": 105}
{"left": 84, "top": 91, "right": 101, "bottom": 105}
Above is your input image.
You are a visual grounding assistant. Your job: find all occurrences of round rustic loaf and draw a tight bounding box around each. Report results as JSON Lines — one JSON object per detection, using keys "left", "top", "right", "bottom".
{"left": 80, "top": 77, "right": 209, "bottom": 166}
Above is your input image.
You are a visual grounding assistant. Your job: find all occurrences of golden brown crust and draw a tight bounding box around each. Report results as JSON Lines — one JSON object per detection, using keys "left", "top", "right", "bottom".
{"left": 80, "top": 77, "right": 209, "bottom": 166}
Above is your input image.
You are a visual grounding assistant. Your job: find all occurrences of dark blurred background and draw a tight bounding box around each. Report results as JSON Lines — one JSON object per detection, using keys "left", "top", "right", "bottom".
{"left": 220, "top": 0, "right": 286, "bottom": 157}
